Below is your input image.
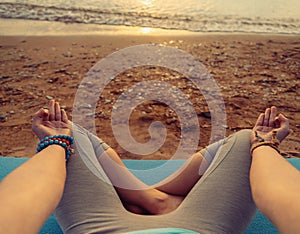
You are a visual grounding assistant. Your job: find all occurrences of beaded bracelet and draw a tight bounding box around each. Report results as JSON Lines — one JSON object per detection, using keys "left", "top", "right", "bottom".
{"left": 250, "top": 130, "right": 280, "bottom": 155}
{"left": 37, "top": 135, "right": 74, "bottom": 161}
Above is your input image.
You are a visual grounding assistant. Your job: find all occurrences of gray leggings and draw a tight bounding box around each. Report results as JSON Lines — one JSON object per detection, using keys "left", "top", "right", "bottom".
{"left": 55, "top": 125, "right": 256, "bottom": 233}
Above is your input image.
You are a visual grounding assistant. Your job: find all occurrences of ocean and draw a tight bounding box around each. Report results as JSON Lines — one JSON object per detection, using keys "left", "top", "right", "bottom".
{"left": 0, "top": 0, "right": 299, "bottom": 34}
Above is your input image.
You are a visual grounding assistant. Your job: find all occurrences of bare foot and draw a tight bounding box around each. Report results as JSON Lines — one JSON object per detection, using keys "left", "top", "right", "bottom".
{"left": 139, "top": 189, "right": 184, "bottom": 215}
{"left": 122, "top": 189, "right": 184, "bottom": 215}
{"left": 151, "top": 192, "right": 184, "bottom": 215}
{"left": 123, "top": 203, "right": 150, "bottom": 215}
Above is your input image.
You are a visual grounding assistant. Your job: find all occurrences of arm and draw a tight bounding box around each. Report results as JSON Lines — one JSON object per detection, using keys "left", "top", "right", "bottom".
{"left": 250, "top": 106, "right": 300, "bottom": 233}
{"left": 250, "top": 146, "right": 300, "bottom": 233}
{"left": 0, "top": 100, "right": 71, "bottom": 234}
{"left": 0, "top": 145, "right": 66, "bottom": 234}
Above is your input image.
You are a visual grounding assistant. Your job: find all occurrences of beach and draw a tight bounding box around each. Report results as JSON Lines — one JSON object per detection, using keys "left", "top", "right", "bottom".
{"left": 0, "top": 32, "right": 299, "bottom": 159}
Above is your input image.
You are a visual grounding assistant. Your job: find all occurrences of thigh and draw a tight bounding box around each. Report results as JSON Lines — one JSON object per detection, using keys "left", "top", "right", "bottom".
{"left": 55, "top": 124, "right": 127, "bottom": 233}
{"left": 174, "top": 130, "right": 256, "bottom": 234}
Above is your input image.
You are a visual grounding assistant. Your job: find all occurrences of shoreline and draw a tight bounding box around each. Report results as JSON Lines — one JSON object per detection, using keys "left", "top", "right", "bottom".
{"left": 0, "top": 33, "right": 299, "bottom": 159}
{"left": 1, "top": 18, "right": 300, "bottom": 37}
{"left": 0, "top": 18, "right": 203, "bottom": 36}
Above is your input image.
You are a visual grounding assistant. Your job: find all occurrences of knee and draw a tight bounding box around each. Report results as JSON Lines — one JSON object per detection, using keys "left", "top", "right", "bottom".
{"left": 236, "top": 129, "right": 252, "bottom": 137}
{"left": 232, "top": 129, "right": 252, "bottom": 147}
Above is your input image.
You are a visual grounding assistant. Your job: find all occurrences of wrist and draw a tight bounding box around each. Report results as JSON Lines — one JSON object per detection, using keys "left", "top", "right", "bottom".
{"left": 251, "top": 130, "right": 266, "bottom": 145}
{"left": 37, "top": 135, "right": 74, "bottom": 161}
{"left": 251, "top": 145, "right": 281, "bottom": 157}
{"left": 251, "top": 141, "right": 280, "bottom": 156}
{"left": 37, "top": 132, "right": 71, "bottom": 141}
{"left": 250, "top": 130, "right": 280, "bottom": 156}
{"left": 45, "top": 144, "right": 65, "bottom": 153}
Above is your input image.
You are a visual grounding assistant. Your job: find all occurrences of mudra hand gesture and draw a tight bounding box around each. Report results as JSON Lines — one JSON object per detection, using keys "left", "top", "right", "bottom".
{"left": 32, "top": 100, "right": 71, "bottom": 140}
{"left": 251, "top": 106, "right": 291, "bottom": 145}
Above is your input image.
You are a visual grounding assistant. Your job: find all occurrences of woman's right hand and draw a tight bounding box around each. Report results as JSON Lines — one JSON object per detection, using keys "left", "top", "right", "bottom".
{"left": 32, "top": 100, "right": 71, "bottom": 140}
{"left": 251, "top": 106, "right": 291, "bottom": 145}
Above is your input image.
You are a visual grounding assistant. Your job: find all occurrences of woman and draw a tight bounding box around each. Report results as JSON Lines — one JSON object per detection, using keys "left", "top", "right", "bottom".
{"left": 0, "top": 100, "right": 297, "bottom": 233}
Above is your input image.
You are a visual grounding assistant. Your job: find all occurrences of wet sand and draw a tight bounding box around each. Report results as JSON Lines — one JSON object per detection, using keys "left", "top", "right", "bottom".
{"left": 0, "top": 34, "right": 299, "bottom": 159}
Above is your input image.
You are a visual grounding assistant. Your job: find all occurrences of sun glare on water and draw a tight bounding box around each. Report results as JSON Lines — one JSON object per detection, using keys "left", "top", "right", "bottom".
{"left": 139, "top": 0, "right": 154, "bottom": 34}
{"left": 141, "top": 0, "right": 153, "bottom": 6}
{"left": 140, "top": 27, "right": 153, "bottom": 34}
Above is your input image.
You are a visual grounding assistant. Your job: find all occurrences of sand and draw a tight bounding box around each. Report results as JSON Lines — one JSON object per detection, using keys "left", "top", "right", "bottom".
{"left": 0, "top": 34, "right": 299, "bottom": 159}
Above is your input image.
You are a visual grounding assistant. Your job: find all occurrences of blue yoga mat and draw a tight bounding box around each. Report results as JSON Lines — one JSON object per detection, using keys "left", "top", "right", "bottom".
{"left": 1, "top": 157, "right": 299, "bottom": 234}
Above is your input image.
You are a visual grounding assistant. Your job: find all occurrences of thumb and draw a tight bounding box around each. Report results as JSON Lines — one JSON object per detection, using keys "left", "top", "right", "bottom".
{"left": 32, "top": 108, "right": 46, "bottom": 123}
{"left": 277, "top": 113, "right": 289, "bottom": 128}
{"left": 277, "top": 113, "right": 288, "bottom": 121}
{"left": 274, "top": 113, "right": 291, "bottom": 141}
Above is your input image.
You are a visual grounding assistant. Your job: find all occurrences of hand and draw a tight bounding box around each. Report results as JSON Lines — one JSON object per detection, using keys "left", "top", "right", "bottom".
{"left": 251, "top": 106, "right": 290, "bottom": 145}
{"left": 32, "top": 100, "right": 71, "bottom": 140}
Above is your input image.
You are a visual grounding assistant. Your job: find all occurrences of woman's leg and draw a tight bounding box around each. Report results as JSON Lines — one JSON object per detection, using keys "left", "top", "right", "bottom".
{"left": 55, "top": 123, "right": 255, "bottom": 233}
{"left": 92, "top": 139, "right": 222, "bottom": 197}
{"left": 108, "top": 130, "right": 256, "bottom": 234}
{"left": 85, "top": 123, "right": 224, "bottom": 198}
{"left": 154, "top": 139, "right": 226, "bottom": 196}
{"left": 153, "top": 153, "right": 205, "bottom": 196}
{"left": 80, "top": 125, "right": 184, "bottom": 215}
{"left": 54, "top": 123, "right": 129, "bottom": 233}
{"left": 169, "top": 130, "right": 257, "bottom": 233}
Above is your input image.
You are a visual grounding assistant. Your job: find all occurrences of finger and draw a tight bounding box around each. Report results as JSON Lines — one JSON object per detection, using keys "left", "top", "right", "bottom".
{"left": 61, "top": 109, "right": 68, "bottom": 123}
{"left": 254, "top": 113, "right": 264, "bottom": 127}
{"left": 42, "top": 109, "right": 49, "bottom": 121}
{"left": 269, "top": 106, "right": 277, "bottom": 127}
{"left": 49, "top": 100, "right": 55, "bottom": 121}
{"left": 55, "top": 102, "right": 61, "bottom": 121}
{"left": 32, "top": 108, "right": 44, "bottom": 123}
{"left": 263, "top": 108, "right": 271, "bottom": 126}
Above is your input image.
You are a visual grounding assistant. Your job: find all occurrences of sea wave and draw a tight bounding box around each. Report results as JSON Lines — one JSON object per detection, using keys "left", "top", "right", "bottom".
{"left": 0, "top": 2, "right": 299, "bottom": 34}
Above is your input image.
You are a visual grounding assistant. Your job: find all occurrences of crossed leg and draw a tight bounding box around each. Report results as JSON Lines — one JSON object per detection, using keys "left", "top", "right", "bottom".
{"left": 99, "top": 148, "right": 208, "bottom": 214}
{"left": 56, "top": 122, "right": 254, "bottom": 233}
{"left": 77, "top": 123, "right": 217, "bottom": 215}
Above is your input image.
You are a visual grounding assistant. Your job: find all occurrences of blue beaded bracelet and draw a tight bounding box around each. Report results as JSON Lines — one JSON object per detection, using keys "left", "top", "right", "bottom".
{"left": 38, "top": 135, "right": 74, "bottom": 144}
{"left": 37, "top": 135, "right": 74, "bottom": 161}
